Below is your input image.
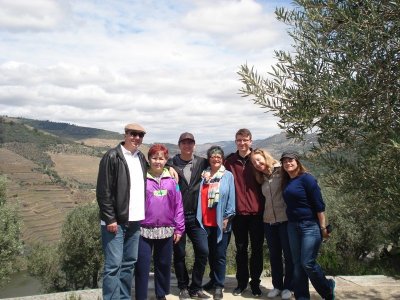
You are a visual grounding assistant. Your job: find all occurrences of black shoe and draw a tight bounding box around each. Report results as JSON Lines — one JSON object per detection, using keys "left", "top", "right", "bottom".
{"left": 179, "top": 288, "right": 191, "bottom": 300}
{"left": 251, "top": 285, "right": 262, "bottom": 297}
{"left": 232, "top": 286, "right": 246, "bottom": 296}
{"left": 325, "top": 279, "right": 336, "bottom": 300}
{"left": 203, "top": 280, "right": 216, "bottom": 292}
{"left": 190, "top": 290, "right": 211, "bottom": 299}
{"left": 157, "top": 297, "right": 167, "bottom": 300}
{"left": 213, "top": 287, "right": 223, "bottom": 300}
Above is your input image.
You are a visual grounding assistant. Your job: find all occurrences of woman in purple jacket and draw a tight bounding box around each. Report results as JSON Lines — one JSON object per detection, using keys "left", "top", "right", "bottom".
{"left": 135, "top": 144, "right": 185, "bottom": 300}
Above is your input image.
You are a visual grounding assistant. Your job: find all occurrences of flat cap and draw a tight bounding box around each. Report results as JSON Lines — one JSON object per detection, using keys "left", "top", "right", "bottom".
{"left": 124, "top": 123, "right": 146, "bottom": 133}
{"left": 178, "top": 132, "right": 195, "bottom": 143}
{"left": 280, "top": 150, "right": 300, "bottom": 161}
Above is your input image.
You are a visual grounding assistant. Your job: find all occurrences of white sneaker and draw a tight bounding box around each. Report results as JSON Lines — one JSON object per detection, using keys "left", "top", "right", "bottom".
{"left": 281, "top": 289, "right": 292, "bottom": 299}
{"left": 267, "top": 288, "right": 281, "bottom": 298}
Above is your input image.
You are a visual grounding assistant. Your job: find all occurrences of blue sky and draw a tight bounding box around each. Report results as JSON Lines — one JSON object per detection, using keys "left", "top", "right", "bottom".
{"left": 0, "top": 0, "right": 293, "bottom": 144}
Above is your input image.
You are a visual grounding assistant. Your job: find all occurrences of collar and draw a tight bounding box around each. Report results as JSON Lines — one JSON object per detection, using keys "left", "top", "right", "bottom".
{"left": 147, "top": 168, "right": 171, "bottom": 179}
{"left": 120, "top": 144, "right": 138, "bottom": 156}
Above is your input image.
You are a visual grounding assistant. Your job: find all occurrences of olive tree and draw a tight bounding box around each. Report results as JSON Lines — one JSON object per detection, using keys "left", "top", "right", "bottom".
{"left": 238, "top": 0, "right": 400, "bottom": 265}
{"left": 59, "top": 202, "right": 103, "bottom": 290}
{"left": 28, "top": 202, "right": 103, "bottom": 291}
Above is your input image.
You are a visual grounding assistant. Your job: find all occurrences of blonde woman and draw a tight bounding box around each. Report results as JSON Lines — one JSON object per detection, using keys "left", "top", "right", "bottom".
{"left": 251, "top": 149, "right": 293, "bottom": 300}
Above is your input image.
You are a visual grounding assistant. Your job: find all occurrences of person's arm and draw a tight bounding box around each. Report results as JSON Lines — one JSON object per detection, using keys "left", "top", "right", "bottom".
{"left": 317, "top": 211, "right": 330, "bottom": 239}
{"left": 304, "top": 174, "right": 330, "bottom": 239}
{"left": 165, "top": 158, "right": 179, "bottom": 182}
{"left": 223, "top": 173, "right": 236, "bottom": 231}
{"left": 173, "top": 182, "right": 185, "bottom": 243}
{"left": 96, "top": 152, "right": 118, "bottom": 233}
{"left": 169, "top": 167, "right": 179, "bottom": 183}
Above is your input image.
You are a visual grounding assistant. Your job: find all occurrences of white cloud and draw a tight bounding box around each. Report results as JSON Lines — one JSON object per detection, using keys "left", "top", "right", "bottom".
{"left": 0, "top": 0, "right": 293, "bottom": 144}
{"left": 183, "top": 0, "right": 264, "bottom": 33}
{"left": 0, "top": 0, "right": 70, "bottom": 31}
{"left": 181, "top": 0, "right": 287, "bottom": 52}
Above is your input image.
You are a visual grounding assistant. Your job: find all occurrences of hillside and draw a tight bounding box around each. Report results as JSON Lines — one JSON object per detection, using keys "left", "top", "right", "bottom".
{"left": 195, "top": 132, "right": 316, "bottom": 158}
{"left": 0, "top": 148, "right": 92, "bottom": 244}
{"left": 0, "top": 116, "right": 313, "bottom": 245}
{"left": 0, "top": 117, "right": 119, "bottom": 244}
{"left": 11, "top": 117, "right": 122, "bottom": 141}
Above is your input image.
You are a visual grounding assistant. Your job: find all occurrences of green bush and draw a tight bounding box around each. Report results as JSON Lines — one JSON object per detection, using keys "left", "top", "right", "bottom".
{"left": 28, "top": 202, "right": 103, "bottom": 292}
{"left": 0, "top": 176, "right": 23, "bottom": 285}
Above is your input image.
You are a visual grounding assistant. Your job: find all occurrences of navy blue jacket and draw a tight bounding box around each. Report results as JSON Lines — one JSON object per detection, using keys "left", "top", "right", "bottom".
{"left": 282, "top": 173, "right": 325, "bottom": 222}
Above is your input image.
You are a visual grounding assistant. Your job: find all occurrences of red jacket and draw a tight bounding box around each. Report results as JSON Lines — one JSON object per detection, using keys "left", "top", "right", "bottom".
{"left": 224, "top": 150, "right": 264, "bottom": 215}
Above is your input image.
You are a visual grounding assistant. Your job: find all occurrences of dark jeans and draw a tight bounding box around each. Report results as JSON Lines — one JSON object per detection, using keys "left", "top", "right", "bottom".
{"left": 204, "top": 226, "right": 231, "bottom": 288}
{"left": 232, "top": 214, "right": 264, "bottom": 289}
{"left": 287, "top": 220, "right": 332, "bottom": 300}
{"left": 173, "top": 214, "right": 209, "bottom": 292}
{"left": 135, "top": 236, "right": 173, "bottom": 300}
{"left": 101, "top": 222, "right": 140, "bottom": 300}
{"left": 265, "top": 222, "right": 293, "bottom": 291}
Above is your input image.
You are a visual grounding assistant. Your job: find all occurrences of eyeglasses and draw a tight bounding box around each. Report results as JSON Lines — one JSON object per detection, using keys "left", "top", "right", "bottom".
{"left": 235, "top": 139, "right": 251, "bottom": 143}
{"left": 210, "top": 155, "right": 223, "bottom": 160}
{"left": 126, "top": 131, "right": 145, "bottom": 138}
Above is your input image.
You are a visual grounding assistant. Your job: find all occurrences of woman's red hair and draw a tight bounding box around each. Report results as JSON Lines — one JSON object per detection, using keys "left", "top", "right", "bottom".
{"left": 148, "top": 143, "right": 169, "bottom": 160}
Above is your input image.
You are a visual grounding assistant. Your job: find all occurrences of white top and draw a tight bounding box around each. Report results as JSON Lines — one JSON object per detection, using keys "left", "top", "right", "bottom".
{"left": 121, "top": 145, "right": 145, "bottom": 221}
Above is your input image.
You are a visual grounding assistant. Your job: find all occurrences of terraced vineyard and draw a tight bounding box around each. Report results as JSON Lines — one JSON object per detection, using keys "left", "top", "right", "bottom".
{"left": 50, "top": 153, "right": 100, "bottom": 186}
{"left": 0, "top": 117, "right": 158, "bottom": 247}
{"left": 0, "top": 148, "right": 95, "bottom": 244}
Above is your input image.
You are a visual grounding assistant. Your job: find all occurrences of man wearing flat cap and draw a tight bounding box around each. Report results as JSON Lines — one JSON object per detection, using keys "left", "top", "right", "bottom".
{"left": 96, "top": 123, "right": 148, "bottom": 300}
{"left": 169, "top": 132, "right": 210, "bottom": 299}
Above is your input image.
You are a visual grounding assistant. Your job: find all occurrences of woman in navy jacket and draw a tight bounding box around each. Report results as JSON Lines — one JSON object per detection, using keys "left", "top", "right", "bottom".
{"left": 280, "top": 151, "right": 335, "bottom": 300}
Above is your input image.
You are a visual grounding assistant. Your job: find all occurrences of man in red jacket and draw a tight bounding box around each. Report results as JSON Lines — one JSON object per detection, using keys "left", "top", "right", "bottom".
{"left": 224, "top": 128, "right": 265, "bottom": 297}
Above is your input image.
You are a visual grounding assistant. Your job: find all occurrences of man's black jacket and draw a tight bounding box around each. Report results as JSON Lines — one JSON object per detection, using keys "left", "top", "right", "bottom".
{"left": 96, "top": 142, "right": 147, "bottom": 225}
{"left": 169, "top": 154, "right": 208, "bottom": 215}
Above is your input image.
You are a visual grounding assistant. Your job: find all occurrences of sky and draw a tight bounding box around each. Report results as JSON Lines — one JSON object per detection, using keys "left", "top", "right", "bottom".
{"left": 0, "top": 0, "right": 293, "bottom": 144}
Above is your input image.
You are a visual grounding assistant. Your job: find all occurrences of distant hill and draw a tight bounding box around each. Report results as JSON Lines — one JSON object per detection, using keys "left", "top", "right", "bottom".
{"left": 195, "top": 132, "right": 316, "bottom": 159}
{"left": 6, "top": 116, "right": 122, "bottom": 141}
{"left": 1, "top": 115, "right": 316, "bottom": 158}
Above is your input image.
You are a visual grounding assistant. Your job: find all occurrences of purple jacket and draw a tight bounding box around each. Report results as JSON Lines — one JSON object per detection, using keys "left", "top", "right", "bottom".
{"left": 141, "top": 168, "right": 185, "bottom": 235}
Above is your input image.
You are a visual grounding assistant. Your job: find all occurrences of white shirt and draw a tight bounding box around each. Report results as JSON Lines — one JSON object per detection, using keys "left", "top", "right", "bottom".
{"left": 121, "top": 145, "right": 145, "bottom": 221}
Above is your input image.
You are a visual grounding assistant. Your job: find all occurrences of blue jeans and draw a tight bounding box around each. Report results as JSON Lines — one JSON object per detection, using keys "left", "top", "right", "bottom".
{"left": 173, "top": 214, "right": 209, "bottom": 292}
{"left": 135, "top": 236, "right": 173, "bottom": 300}
{"left": 287, "top": 220, "right": 331, "bottom": 300}
{"left": 101, "top": 222, "right": 140, "bottom": 300}
{"left": 204, "top": 226, "right": 231, "bottom": 288}
{"left": 265, "top": 222, "right": 293, "bottom": 291}
{"left": 232, "top": 214, "right": 264, "bottom": 289}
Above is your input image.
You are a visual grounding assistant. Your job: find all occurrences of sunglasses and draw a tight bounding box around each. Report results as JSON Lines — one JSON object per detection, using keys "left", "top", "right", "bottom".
{"left": 126, "top": 131, "right": 145, "bottom": 138}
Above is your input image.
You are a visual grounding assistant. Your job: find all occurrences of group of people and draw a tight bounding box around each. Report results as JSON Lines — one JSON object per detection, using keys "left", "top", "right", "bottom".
{"left": 96, "top": 123, "right": 336, "bottom": 300}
